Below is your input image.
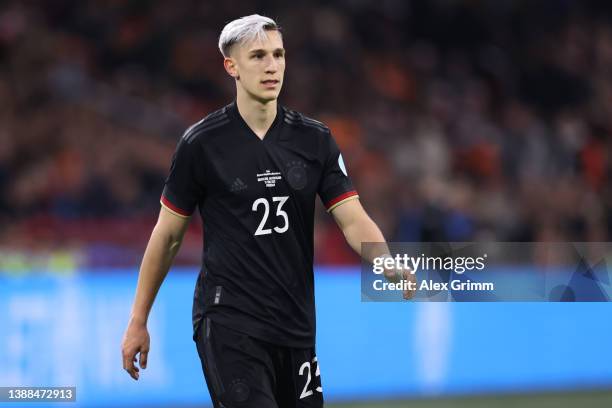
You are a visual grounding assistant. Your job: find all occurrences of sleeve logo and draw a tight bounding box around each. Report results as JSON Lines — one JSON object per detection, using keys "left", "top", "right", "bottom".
{"left": 338, "top": 154, "right": 348, "bottom": 177}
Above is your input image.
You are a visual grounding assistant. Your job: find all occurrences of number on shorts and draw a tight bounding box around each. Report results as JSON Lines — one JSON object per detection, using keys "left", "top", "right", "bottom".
{"left": 298, "top": 357, "right": 322, "bottom": 399}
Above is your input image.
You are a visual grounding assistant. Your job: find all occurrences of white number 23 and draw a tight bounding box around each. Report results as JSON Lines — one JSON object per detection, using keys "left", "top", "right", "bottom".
{"left": 252, "top": 196, "right": 289, "bottom": 236}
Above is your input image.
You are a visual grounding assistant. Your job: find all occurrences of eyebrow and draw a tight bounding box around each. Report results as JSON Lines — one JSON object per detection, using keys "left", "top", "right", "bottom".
{"left": 248, "top": 48, "right": 285, "bottom": 54}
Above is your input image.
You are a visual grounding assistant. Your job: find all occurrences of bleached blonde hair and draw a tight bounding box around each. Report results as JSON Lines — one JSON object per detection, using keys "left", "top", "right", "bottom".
{"left": 218, "top": 14, "right": 281, "bottom": 57}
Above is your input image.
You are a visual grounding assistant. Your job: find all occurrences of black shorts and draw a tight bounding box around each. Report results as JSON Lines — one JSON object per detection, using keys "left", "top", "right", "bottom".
{"left": 194, "top": 318, "right": 324, "bottom": 408}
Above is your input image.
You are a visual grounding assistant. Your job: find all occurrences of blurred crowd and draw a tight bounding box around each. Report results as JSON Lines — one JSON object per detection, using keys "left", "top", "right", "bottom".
{"left": 1, "top": 0, "right": 612, "bottom": 265}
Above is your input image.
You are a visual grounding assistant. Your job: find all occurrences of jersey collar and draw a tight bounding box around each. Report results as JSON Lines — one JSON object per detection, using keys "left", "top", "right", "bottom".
{"left": 229, "top": 101, "right": 283, "bottom": 143}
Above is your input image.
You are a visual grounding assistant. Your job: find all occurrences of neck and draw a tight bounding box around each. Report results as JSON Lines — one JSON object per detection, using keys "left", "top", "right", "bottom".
{"left": 236, "top": 91, "right": 277, "bottom": 139}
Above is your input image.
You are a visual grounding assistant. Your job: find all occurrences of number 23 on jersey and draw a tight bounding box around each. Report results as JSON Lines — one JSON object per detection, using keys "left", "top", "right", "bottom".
{"left": 252, "top": 196, "right": 289, "bottom": 236}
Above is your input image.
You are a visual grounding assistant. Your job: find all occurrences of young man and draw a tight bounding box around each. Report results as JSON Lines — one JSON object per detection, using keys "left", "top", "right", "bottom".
{"left": 121, "top": 14, "right": 412, "bottom": 408}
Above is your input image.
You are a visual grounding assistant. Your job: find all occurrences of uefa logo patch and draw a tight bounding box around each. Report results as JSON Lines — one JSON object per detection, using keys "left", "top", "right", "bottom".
{"left": 338, "top": 154, "right": 348, "bottom": 177}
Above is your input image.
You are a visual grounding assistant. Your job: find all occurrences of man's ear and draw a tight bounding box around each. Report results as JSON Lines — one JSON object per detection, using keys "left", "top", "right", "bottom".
{"left": 223, "top": 57, "right": 239, "bottom": 80}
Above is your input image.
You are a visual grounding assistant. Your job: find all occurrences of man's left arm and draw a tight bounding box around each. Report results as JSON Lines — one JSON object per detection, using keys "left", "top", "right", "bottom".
{"left": 330, "top": 199, "right": 416, "bottom": 299}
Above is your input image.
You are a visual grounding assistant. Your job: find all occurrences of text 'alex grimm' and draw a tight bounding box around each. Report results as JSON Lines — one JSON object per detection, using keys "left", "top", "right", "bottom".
{"left": 371, "top": 254, "right": 495, "bottom": 293}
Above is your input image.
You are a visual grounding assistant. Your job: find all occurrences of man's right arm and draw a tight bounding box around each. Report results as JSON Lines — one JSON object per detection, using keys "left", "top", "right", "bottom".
{"left": 121, "top": 206, "right": 191, "bottom": 380}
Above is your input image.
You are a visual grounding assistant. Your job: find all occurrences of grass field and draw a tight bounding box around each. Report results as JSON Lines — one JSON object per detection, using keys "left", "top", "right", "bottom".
{"left": 328, "top": 390, "right": 612, "bottom": 408}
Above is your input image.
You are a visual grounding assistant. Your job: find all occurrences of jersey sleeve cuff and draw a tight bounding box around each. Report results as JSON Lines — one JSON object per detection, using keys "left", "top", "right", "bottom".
{"left": 325, "top": 190, "right": 359, "bottom": 212}
{"left": 160, "top": 194, "right": 192, "bottom": 218}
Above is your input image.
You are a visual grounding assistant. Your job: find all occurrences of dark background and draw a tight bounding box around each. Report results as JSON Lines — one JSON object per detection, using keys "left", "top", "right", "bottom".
{"left": 1, "top": 0, "right": 612, "bottom": 267}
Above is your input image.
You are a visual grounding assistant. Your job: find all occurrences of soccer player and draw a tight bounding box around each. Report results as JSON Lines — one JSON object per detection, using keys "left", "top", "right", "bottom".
{"left": 121, "top": 14, "right": 412, "bottom": 408}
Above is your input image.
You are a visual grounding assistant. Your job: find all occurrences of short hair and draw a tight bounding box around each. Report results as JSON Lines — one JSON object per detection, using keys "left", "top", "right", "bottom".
{"left": 218, "top": 14, "right": 281, "bottom": 57}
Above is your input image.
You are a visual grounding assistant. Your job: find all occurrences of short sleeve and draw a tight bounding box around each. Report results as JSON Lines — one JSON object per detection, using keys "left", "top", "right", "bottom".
{"left": 317, "top": 131, "right": 359, "bottom": 212}
{"left": 160, "top": 136, "right": 205, "bottom": 217}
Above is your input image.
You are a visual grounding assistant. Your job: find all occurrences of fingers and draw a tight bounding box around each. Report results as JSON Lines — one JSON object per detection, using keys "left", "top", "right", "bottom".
{"left": 403, "top": 288, "right": 415, "bottom": 300}
{"left": 139, "top": 349, "right": 148, "bottom": 370}
{"left": 122, "top": 350, "right": 140, "bottom": 380}
{"left": 122, "top": 322, "right": 150, "bottom": 381}
{"left": 403, "top": 270, "right": 417, "bottom": 300}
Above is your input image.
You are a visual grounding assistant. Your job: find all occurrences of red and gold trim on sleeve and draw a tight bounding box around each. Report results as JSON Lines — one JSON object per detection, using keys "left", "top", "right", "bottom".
{"left": 160, "top": 195, "right": 192, "bottom": 218}
{"left": 325, "top": 190, "right": 359, "bottom": 212}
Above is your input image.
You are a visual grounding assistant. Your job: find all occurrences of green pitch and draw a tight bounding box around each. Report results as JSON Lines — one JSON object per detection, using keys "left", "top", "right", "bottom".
{"left": 328, "top": 389, "right": 612, "bottom": 408}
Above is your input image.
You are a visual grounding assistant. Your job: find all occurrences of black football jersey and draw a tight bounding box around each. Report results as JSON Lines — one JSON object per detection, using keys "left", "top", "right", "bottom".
{"left": 161, "top": 101, "right": 358, "bottom": 347}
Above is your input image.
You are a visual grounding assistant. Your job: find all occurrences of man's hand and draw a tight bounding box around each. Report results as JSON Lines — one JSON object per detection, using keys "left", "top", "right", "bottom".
{"left": 121, "top": 318, "right": 150, "bottom": 380}
{"left": 383, "top": 266, "right": 417, "bottom": 300}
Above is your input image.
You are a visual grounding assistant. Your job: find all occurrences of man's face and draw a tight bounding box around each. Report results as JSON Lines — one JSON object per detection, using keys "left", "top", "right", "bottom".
{"left": 226, "top": 30, "right": 285, "bottom": 103}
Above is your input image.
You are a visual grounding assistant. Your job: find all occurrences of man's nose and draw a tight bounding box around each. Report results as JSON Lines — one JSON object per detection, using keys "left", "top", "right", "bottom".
{"left": 265, "top": 56, "right": 278, "bottom": 72}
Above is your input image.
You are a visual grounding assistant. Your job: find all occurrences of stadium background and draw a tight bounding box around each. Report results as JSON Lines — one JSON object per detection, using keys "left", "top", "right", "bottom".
{"left": 1, "top": 0, "right": 612, "bottom": 407}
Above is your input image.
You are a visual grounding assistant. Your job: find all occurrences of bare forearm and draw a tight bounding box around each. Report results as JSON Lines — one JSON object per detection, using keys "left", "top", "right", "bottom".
{"left": 341, "top": 212, "right": 413, "bottom": 291}
{"left": 342, "top": 215, "right": 391, "bottom": 263}
{"left": 331, "top": 190, "right": 415, "bottom": 297}
{"left": 130, "top": 225, "right": 183, "bottom": 324}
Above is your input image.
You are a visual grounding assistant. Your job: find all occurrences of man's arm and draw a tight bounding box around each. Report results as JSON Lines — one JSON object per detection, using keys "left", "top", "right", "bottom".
{"left": 121, "top": 207, "right": 191, "bottom": 380}
{"left": 330, "top": 199, "right": 415, "bottom": 299}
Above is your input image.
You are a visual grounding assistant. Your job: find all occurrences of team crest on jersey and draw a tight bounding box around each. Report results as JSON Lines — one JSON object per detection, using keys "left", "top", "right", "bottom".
{"left": 286, "top": 160, "right": 308, "bottom": 190}
{"left": 257, "top": 170, "right": 282, "bottom": 188}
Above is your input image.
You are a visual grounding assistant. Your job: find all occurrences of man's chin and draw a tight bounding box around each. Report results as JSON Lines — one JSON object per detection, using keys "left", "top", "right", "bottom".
{"left": 254, "top": 92, "right": 280, "bottom": 104}
{"left": 241, "top": 84, "right": 282, "bottom": 104}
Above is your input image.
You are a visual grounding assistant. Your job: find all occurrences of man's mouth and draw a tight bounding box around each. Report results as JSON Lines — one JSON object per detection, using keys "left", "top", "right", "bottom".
{"left": 261, "top": 80, "right": 279, "bottom": 86}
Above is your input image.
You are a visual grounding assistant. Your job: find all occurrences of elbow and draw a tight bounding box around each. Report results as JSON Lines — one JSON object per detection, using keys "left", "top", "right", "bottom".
{"left": 169, "top": 238, "right": 182, "bottom": 256}
{"left": 343, "top": 216, "right": 380, "bottom": 243}
{"left": 152, "top": 223, "right": 184, "bottom": 253}
{"left": 166, "top": 231, "right": 184, "bottom": 252}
